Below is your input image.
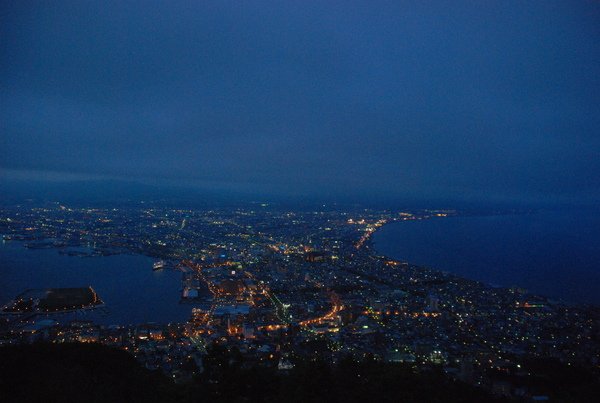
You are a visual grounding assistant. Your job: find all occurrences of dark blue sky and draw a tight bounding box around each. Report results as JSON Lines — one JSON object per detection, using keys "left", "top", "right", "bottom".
{"left": 1, "top": 1, "right": 599, "bottom": 204}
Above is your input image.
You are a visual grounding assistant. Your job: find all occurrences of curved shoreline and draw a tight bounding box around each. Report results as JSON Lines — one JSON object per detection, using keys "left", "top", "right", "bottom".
{"left": 371, "top": 213, "right": 600, "bottom": 306}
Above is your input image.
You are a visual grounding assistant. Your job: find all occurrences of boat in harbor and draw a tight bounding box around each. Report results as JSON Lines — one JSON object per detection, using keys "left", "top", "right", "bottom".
{"left": 153, "top": 260, "right": 166, "bottom": 271}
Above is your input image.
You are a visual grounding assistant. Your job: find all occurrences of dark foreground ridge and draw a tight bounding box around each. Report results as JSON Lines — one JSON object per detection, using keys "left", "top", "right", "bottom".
{"left": 0, "top": 342, "right": 507, "bottom": 403}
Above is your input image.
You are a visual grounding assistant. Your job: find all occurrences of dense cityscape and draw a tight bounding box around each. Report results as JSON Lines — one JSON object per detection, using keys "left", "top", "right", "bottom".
{"left": 2, "top": 1, "right": 600, "bottom": 401}
{"left": 1, "top": 203, "right": 599, "bottom": 400}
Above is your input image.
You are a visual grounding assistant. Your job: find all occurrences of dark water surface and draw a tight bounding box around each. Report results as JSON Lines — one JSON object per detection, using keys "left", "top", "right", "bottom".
{"left": 374, "top": 211, "right": 600, "bottom": 305}
{"left": 0, "top": 241, "right": 194, "bottom": 325}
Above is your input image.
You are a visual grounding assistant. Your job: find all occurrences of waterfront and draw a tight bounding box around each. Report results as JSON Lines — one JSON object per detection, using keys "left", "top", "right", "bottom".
{"left": 0, "top": 241, "right": 194, "bottom": 325}
{"left": 374, "top": 210, "right": 600, "bottom": 305}
{"left": 1, "top": 204, "right": 599, "bottom": 393}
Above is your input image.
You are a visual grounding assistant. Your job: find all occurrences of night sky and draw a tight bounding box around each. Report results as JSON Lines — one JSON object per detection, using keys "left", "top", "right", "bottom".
{"left": 1, "top": 1, "right": 599, "bottom": 204}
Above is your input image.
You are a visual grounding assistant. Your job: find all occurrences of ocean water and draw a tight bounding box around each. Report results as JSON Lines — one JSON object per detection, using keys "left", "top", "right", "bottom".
{"left": 0, "top": 241, "right": 196, "bottom": 325}
{"left": 374, "top": 210, "right": 600, "bottom": 305}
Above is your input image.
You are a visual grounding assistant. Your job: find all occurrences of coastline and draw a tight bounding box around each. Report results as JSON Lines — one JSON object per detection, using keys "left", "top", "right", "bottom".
{"left": 371, "top": 212, "right": 600, "bottom": 306}
{"left": 0, "top": 241, "right": 192, "bottom": 325}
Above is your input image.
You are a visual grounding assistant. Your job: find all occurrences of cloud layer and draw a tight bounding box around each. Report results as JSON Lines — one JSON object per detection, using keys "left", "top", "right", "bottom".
{"left": 2, "top": 1, "right": 599, "bottom": 203}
